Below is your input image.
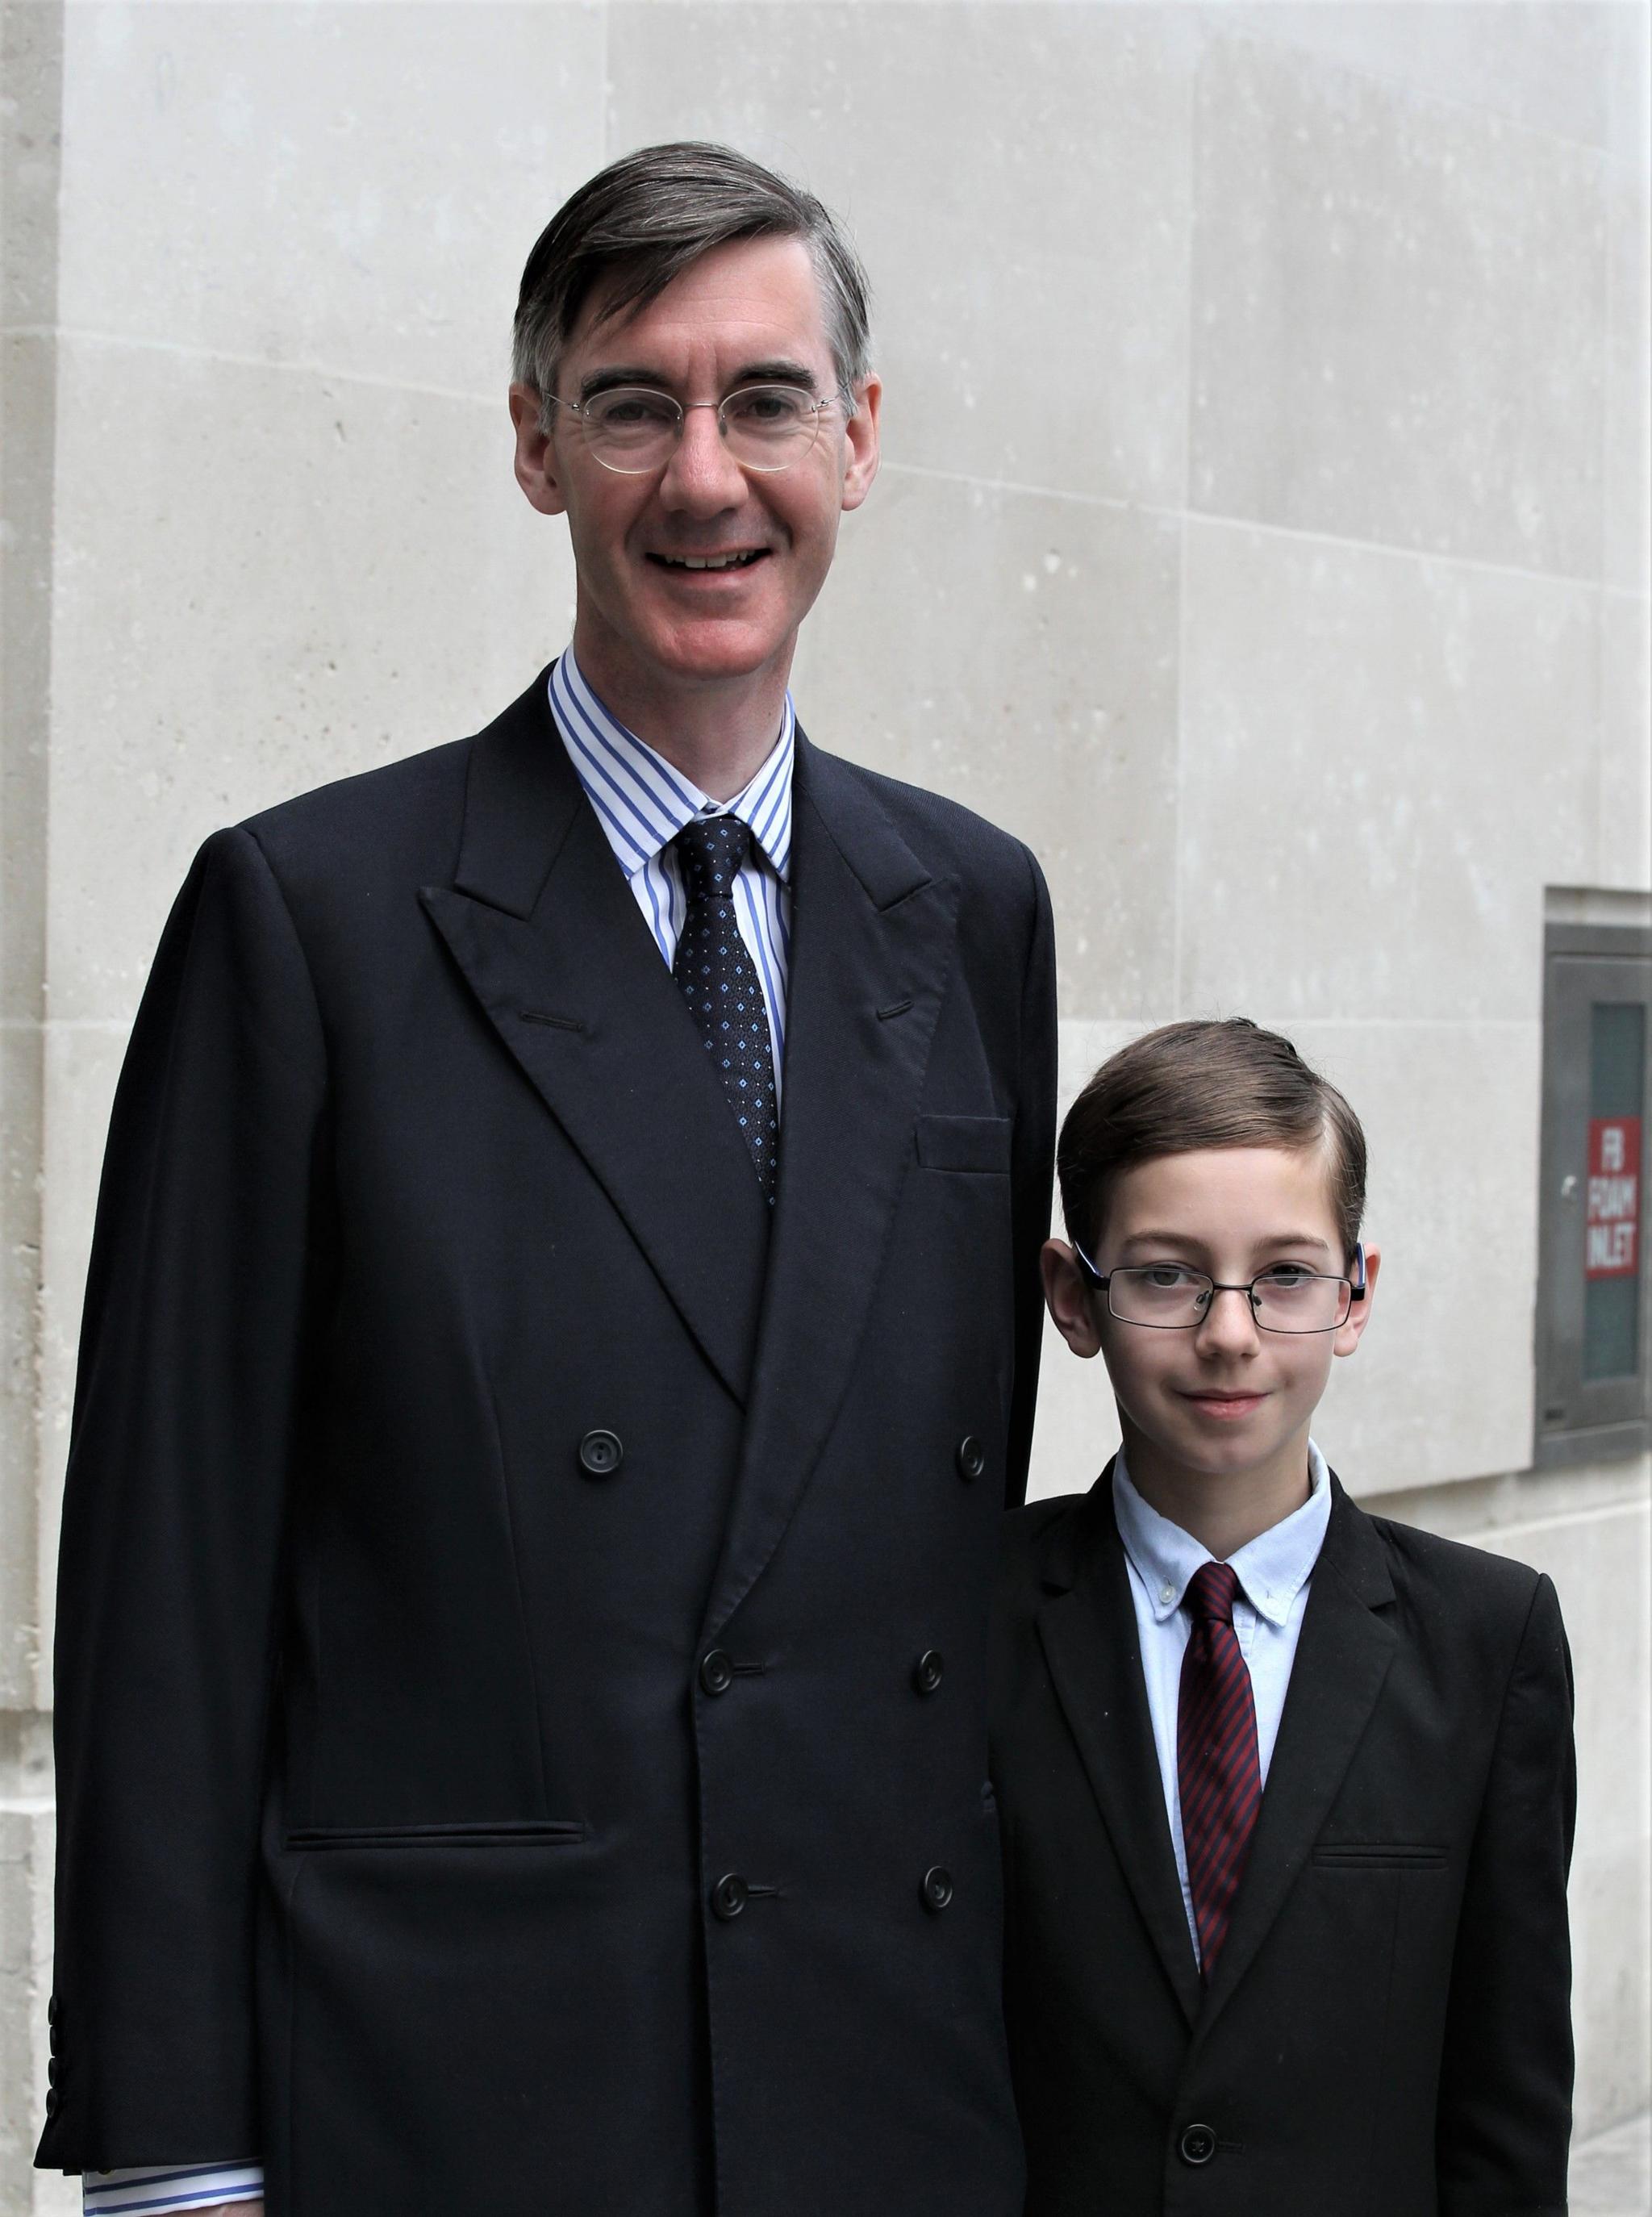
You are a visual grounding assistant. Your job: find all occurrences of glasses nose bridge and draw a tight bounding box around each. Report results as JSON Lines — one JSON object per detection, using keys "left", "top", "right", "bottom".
{"left": 1192, "top": 1280, "right": 1263, "bottom": 1336}
{"left": 659, "top": 395, "right": 746, "bottom": 497}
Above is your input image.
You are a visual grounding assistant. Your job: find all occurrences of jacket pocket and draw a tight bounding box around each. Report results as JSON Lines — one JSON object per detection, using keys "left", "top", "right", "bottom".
{"left": 286, "top": 1819, "right": 586, "bottom": 1851}
{"left": 1312, "top": 1842, "right": 1446, "bottom": 1870}
{"left": 915, "top": 1113, "right": 1012, "bottom": 1174}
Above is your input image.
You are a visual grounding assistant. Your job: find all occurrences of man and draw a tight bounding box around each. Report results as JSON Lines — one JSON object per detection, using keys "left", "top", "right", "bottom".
{"left": 40, "top": 144, "right": 1055, "bottom": 2217}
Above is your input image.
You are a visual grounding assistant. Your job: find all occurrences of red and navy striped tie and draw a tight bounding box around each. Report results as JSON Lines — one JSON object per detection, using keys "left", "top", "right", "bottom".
{"left": 1177, "top": 1560, "right": 1262, "bottom": 1980}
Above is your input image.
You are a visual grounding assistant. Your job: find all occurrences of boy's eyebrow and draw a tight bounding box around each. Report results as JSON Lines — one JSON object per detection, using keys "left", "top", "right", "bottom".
{"left": 1116, "top": 1229, "right": 1334, "bottom": 1255}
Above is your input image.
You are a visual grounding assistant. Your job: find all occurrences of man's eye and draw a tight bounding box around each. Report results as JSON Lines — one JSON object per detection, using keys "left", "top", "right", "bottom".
{"left": 590, "top": 391, "right": 676, "bottom": 428}
{"left": 727, "top": 387, "right": 810, "bottom": 425}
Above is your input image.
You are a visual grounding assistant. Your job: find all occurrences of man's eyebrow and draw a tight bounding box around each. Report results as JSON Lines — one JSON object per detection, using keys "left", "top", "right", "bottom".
{"left": 574, "top": 359, "right": 824, "bottom": 402}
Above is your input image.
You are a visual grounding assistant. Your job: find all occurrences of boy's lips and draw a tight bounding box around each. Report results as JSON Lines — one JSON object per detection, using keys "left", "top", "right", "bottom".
{"left": 1179, "top": 1388, "right": 1267, "bottom": 1420}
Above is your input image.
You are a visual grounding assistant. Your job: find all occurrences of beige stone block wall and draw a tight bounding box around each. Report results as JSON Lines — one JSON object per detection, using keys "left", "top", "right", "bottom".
{"left": 2, "top": 1, "right": 1648, "bottom": 2206}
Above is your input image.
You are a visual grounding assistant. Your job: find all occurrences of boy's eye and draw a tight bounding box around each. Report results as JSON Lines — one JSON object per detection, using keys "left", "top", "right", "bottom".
{"left": 1257, "top": 1265, "right": 1315, "bottom": 1291}
{"left": 1142, "top": 1265, "right": 1200, "bottom": 1290}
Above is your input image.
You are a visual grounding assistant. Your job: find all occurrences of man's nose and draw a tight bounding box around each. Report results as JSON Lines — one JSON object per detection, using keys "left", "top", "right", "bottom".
{"left": 657, "top": 403, "right": 748, "bottom": 513}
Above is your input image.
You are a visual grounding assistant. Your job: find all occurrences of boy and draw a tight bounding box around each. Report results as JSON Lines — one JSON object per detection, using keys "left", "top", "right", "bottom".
{"left": 991, "top": 1018, "right": 1575, "bottom": 2217}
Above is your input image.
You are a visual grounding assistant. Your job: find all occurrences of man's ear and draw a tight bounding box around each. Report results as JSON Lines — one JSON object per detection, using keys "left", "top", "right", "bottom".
{"left": 838, "top": 374, "right": 882, "bottom": 514}
{"left": 509, "top": 383, "right": 569, "bottom": 517}
{"left": 1333, "top": 1242, "right": 1380, "bottom": 1359}
{"left": 1042, "top": 1238, "right": 1104, "bottom": 1360}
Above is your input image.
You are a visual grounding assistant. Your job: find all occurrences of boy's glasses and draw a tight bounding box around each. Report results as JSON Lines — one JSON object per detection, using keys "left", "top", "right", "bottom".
{"left": 1073, "top": 1243, "right": 1367, "bottom": 1334}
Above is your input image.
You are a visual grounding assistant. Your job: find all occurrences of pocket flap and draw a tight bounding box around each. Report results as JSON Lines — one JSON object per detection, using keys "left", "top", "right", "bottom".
{"left": 915, "top": 1113, "right": 1012, "bottom": 1174}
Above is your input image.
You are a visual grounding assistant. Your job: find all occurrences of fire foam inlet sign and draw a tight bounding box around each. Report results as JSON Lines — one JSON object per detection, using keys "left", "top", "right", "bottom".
{"left": 1587, "top": 1117, "right": 1642, "bottom": 1279}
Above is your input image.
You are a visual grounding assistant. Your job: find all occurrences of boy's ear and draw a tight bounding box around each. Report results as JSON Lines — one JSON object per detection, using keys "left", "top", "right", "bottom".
{"left": 1333, "top": 1242, "right": 1381, "bottom": 1359}
{"left": 1042, "top": 1239, "right": 1105, "bottom": 1359}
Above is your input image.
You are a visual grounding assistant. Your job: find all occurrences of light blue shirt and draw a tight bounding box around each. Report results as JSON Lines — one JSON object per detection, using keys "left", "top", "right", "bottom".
{"left": 84, "top": 651, "right": 801, "bottom": 2215}
{"left": 1112, "top": 1441, "right": 1333, "bottom": 1966}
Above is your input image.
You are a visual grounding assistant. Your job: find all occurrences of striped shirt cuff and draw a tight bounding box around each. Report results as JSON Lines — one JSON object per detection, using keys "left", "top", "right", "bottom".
{"left": 83, "top": 2161, "right": 263, "bottom": 2211}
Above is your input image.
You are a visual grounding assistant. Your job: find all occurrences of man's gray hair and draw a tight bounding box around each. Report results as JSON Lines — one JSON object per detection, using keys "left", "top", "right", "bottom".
{"left": 513, "top": 142, "right": 873, "bottom": 421}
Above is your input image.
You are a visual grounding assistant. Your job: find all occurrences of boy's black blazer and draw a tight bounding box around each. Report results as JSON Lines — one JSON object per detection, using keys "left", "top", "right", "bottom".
{"left": 991, "top": 1467, "right": 1575, "bottom": 2217}
{"left": 40, "top": 672, "right": 1056, "bottom": 2215}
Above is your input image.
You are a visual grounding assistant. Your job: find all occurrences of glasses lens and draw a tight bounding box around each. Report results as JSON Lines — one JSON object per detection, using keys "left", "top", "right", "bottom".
{"left": 1108, "top": 1266, "right": 1213, "bottom": 1328}
{"left": 1250, "top": 1267, "right": 1351, "bottom": 1333}
{"left": 721, "top": 385, "right": 822, "bottom": 469}
{"left": 582, "top": 388, "right": 680, "bottom": 470}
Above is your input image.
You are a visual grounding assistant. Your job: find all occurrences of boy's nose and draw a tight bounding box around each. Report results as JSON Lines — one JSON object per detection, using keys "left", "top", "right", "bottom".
{"left": 1194, "top": 1284, "right": 1262, "bottom": 1351}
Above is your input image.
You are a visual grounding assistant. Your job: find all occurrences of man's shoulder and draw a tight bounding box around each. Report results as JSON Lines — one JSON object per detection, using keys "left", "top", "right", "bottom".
{"left": 801, "top": 739, "right": 1044, "bottom": 904}
{"left": 238, "top": 732, "right": 474, "bottom": 874}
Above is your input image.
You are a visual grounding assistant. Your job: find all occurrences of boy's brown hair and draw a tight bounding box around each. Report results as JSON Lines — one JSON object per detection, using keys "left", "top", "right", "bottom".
{"left": 1058, "top": 1017, "right": 1367, "bottom": 1262}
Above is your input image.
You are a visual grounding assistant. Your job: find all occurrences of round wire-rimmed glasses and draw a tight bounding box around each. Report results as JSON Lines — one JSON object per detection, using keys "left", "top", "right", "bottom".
{"left": 1072, "top": 1243, "right": 1366, "bottom": 1334}
{"left": 549, "top": 382, "right": 850, "bottom": 475}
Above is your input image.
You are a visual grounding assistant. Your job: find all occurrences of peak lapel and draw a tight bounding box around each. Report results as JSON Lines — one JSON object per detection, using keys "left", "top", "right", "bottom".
{"left": 1036, "top": 1483, "right": 1204, "bottom": 2024}
{"left": 699, "top": 738, "right": 959, "bottom": 1639}
{"left": 1198, "top": 1479, "right": 1397, "bottom": 2033}
{"left": 420, "top": 674, "right": 770, "bottom": 1407}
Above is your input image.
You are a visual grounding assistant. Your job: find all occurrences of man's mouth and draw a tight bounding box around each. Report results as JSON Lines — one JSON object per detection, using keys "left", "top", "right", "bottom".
{"left": 649, "top": 549, "right": 770, "bottom": 572}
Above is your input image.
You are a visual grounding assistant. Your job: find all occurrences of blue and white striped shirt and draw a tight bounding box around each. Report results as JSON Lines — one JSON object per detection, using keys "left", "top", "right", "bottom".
{"left": 549, "top": 646, "right": 795, "bottom": 1099}
{"left": 81, "top": 649, "right": 799, "bottom": 2215}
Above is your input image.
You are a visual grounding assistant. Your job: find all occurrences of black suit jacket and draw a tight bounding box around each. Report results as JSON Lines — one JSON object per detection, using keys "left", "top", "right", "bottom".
{"left": 990, "top": 1469, "right": 1575, "bottom": 2217}
{"left": 40, "top": 671, "right": 1056, "bottom": 2217}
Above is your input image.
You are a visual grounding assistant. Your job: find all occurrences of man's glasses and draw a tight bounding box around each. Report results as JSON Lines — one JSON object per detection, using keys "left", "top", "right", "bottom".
{"left": 549, "top": 382, "right": 850, "bottom": 475}
{"left": 1073, "top": 1243, "right": 1366, "bottom": 1334}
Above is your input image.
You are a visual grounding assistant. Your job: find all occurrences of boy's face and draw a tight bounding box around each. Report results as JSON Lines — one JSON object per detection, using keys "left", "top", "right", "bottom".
{"left": 1042, "top": 1145, "right": 1379, "bottom": 1495}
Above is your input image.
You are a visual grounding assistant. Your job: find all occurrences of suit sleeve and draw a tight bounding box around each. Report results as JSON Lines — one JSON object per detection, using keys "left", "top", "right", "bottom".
{"left": 1435, "top": 1572, "right": 1576, "bottom": 2217}
{"left": 38, "top": 825, "right": 330, "bottom": 2173}
{"left": 1003, "top": 843, "right": 1057, "bottom": 1509}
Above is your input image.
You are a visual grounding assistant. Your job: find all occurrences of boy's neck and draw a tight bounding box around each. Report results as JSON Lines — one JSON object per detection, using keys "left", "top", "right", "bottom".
{"left": 1117, "top": 1415, "right": 1316, "bottom": 1561}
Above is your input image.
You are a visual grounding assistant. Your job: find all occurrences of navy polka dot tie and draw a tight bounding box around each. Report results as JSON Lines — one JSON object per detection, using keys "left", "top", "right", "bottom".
{"left": 670, "top": 816, "right": 779, "bottom": 1204}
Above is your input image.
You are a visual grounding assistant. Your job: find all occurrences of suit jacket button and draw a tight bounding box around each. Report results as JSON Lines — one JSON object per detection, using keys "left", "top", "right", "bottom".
{"left": 920, "top": 1864, "right": 953, "bottom": 1912}
{"left": 1179, "top": 2123, "right": 1217, "bottom": 2166}
{"left": 955, "top": 1435, "right": 986, "bottom": 1481}
{"left": 699, "top": 1651, "right": 735, "bottom": 1696}
{"left": 43, "top": 2088, "right": 58, "bottom": 2119}
{"left": 46, "top": 1995, "right": 58, "bottom": 2029}
{"left": 578, "top": 1428, "right": 624, "bottom": 1477}
{"left": 912, "top": 1650, "right": 944, "bottom": 1695}
{"left": 711, "top": 1873, "right": 749, "bottom": 1920}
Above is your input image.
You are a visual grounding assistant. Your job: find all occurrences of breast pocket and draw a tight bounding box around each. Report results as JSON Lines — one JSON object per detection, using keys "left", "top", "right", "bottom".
{"left": 1311, "top": 1843, "right": 1447, "bottom": 1871}
{"left": 915, "top": 1113, "right": 1012, "bottom": 1174}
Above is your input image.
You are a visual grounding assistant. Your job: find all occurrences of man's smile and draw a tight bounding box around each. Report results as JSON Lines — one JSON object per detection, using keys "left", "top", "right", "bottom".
{"left": 647, "top": 547, "right": 771, "bottom": 571}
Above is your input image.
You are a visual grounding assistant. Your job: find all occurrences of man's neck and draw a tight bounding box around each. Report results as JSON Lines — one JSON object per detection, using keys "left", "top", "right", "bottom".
{"left": 1118, "top": 1415, "right": 1315, "bottom": 1561}
{"left": 569, "top": 626, "right": 794, "bottom": 803}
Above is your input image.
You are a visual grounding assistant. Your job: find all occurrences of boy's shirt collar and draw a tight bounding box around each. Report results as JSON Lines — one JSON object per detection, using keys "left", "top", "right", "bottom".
{"left": 1112, "top": 1442, "right": 1333, "bottom": 1630}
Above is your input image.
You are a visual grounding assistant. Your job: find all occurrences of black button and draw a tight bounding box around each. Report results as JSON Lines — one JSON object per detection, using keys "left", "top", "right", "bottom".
{"left": 711, "top": 1873, "right": 749, "bottom": 1921}
{"left": 912, "top": 1649, "right": 944, "bottom": 1695}
{"left": 955, "top": 1435, "right": 986, "bottom": 1482}
{"left": 46, "top": 1995, "right": 57, "bottom": 2029}
{"left": 920, "top": 1864, "right": 954, "bottom": 1912}
{"left": 577, "top": 1428, "right": 624, "bottom": 1477}
{"left": 44, "top": 2088, "right": 57, "bottom": 2119}
{"left": 47, "top": 2057, "right": 58, "bottom": 2087}
{"left": 699, "top": 1651, "right": 735, "bottom": 1696}
{"left": 1179, "top": 2123, "right": 1217, "bottom": 2167}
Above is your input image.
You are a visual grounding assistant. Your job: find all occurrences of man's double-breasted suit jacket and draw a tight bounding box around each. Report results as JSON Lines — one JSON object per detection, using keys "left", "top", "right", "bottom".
{"left": 40, "top": 671, "right": 1057, "bottom": 2216}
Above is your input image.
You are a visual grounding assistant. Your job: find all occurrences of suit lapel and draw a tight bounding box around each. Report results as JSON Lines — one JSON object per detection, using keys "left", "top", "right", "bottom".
{"left": 420, "top": 674, "right": 770, "bottom": 1407}
{"left": 1036, "top": 1478, "right": 1204, "bottom": 2024}
{"left": 1198, "top": 1478, "right": 1398, "bottom": 2031}
{"left": 699, "top": 736, "right": 960, "bottom": 1639}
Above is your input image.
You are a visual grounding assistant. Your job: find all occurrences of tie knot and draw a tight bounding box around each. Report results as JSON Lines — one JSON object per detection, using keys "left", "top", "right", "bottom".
{"left": 674, "top": 815, "right": 752, "bottom": 901}
{"left": 1185, "top": 1560, "right": 1241, "bottom": 1627}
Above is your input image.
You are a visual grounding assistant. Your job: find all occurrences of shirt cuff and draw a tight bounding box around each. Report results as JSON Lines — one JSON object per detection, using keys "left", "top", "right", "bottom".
{"left": 83, "top": 2162, "right": 264, "bottom": 2211}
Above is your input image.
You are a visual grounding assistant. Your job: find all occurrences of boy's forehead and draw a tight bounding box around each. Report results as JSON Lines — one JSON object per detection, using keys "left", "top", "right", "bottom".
{"left": 1104, "top": 1143, "right": 1342, "bottom": 1243}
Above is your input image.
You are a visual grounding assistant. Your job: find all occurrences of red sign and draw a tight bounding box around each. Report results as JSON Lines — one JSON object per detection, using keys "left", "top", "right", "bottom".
{"left": 1586, "top": 1117, "right": 1642, "bottom": 1279}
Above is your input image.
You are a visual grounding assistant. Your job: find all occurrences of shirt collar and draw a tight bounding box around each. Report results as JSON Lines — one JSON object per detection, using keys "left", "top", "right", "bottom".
{"left": 1112, "top": 1440, "right": 1333, "bottom": 1629}
{"left": 548, "top": 647, "right": 795, "bottom": 884}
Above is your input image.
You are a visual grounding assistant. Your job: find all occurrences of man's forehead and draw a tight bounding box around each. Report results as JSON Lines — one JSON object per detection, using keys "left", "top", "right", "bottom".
{"left": 567, "top": 235, "right": 834, "bottom": 381}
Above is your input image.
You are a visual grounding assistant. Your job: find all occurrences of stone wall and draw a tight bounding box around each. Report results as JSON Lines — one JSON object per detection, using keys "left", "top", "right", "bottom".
{"left": 2, "top": 3, "right": 1647, "bottom": 2206}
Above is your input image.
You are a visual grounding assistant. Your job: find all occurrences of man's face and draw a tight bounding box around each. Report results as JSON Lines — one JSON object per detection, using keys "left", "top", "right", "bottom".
{"left": 510, "top": 235, "right": 880, "bottom": 706}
